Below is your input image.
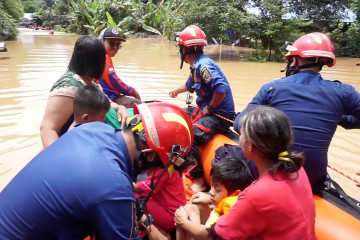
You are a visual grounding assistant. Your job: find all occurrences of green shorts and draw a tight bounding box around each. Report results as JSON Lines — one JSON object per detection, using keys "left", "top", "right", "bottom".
{"left": 105, "top": 107, "right": 134, "bottom": 129}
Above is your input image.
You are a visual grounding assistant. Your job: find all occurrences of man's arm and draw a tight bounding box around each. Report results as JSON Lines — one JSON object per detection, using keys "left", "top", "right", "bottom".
{"left": 40, "top": 96, "right": 74, "bottom": 148}
{"left": 338, "top": 115, "right": 360, "bottom": 129}
{"left": 103, "top": 57, "right": 141, "bottom": 99}
{"left": 91, "top": 199, "right": 140, "bottom": 239}
{"left": 110, "top": 101, "right": 129, "bottom": 129}
{"left": 202, "top": 93, "right": 226, "bottom": 116}
{"left": 138, "top": 214, "right": 170, "bottom": 240}
{"left": 169, "top": 84, "right": 188, "bottom": 98}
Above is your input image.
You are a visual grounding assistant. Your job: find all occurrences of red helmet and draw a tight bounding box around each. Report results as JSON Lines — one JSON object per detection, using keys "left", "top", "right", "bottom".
{"left": 284, "top": 32, "right": 336, "bottom": 67}
{"left": 133, "top": 102, "right": 194, "bottom": 168}
{"left": 177, "top": 25, "right": 207, "bottom": 47}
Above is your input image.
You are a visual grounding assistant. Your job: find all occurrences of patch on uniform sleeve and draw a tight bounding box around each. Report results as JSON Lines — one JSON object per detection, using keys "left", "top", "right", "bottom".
{"left": 200, "top": 66, "right": 212, "bottom": 83}
{"left": 192, "top": 69, "right": 201, "bottom": 83}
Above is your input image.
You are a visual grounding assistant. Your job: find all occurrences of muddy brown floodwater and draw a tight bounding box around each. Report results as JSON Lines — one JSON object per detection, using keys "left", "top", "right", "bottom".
{"left": 1, "top": 28, "right": 360, "bottom": 200}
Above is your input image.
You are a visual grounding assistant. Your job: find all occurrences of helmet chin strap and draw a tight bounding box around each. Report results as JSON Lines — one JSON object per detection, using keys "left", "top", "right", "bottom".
{"left": 135, "top": 153, "right": 173, "bottom": 220}
{"left": 179, "top": 46, "right": 185, "bottom": 69}
{"left": 132, "top": 131, "right": 146, "bottom": 182}
{"left": 179, "top": 45, "right": 201, "bottom": 69}
{"left": 281, "top": 58, "right": 323, "bottom": 77}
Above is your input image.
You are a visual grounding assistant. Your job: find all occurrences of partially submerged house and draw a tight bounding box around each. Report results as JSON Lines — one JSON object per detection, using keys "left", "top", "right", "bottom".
{"left": 0, "top": 42, "right": 7, "bottom": 52}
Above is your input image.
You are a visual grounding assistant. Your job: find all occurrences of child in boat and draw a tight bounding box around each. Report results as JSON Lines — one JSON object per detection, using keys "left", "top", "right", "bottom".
{"left": 133, "top": 150, "right": 187, "bottom": 238}
{"left": 73, "top": 85, "right": 110, "bottom": 125}
{"left": 176, "top": 156, "right": 252, "bottom": 239}
{"left": 193, "top": 156, "right": 252, "bottom": 225}
{"left": 174, "top": 106, "right": 316, "bottom": 240}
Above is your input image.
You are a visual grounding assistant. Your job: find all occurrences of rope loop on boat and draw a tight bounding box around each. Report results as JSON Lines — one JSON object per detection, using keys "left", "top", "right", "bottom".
{"left": 327, "top": 164, "right": 360, "bottom": 184}
{"left": 126, "top": 77, "right": 360, "bottom": 185}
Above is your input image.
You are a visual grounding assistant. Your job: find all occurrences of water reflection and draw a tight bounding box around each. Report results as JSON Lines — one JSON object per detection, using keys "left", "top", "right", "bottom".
{"left": 206, "top": 45, "right": 253, "bottom": 61}
{"left": 1, "top": 28, "right": 360, "bottom": 200}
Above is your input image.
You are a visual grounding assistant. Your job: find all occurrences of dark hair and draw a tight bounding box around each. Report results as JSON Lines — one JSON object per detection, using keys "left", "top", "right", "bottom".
{"left": 73, "top": 85, "right": 110, "bottom": 117}
{"left": 68, "top": 35, "right": 106, "bottom": 79}
{"left": 180, "top": 45, "right": 204, "bottom": 55}
{"left": 240, "top": 106, "right": 304, "bottom": 174}
{"left": 210, "top": 156, "right": 252, "bottom": 194}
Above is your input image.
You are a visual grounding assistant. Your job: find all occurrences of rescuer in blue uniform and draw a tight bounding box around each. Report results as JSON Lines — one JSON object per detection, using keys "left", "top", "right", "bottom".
{"left": 234, "top": 32, "right": 360, "bottom": 193}
{"left": 0, "top": 102, "right": 195, "bottom": 239}
{"left": 170, "top": 25, "right": 235, "bottom": 192}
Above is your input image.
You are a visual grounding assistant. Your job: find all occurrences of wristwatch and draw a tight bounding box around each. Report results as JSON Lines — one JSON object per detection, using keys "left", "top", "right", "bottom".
{"left": 141, "top": 214, "right": 155, "bottom": 230}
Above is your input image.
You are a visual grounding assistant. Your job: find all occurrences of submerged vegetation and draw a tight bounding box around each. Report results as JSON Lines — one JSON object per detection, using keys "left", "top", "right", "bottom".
{"left": 4, "top": 0, "right": 360, "bottom": 61}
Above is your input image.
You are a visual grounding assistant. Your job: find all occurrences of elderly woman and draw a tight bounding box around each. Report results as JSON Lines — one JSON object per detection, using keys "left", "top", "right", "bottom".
{"left": 40, "top": 35, "right": 129, "bottom": 148}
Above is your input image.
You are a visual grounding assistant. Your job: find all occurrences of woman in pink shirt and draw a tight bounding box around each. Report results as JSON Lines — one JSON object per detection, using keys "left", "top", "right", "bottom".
{"left": 175, "top": 106, "right": 316, "bottom": 240}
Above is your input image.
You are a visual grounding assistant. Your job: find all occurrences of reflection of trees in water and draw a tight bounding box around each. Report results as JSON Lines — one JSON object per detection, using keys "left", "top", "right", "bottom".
{"left": 205, "top": 45, "right": 253, "bottom": 62}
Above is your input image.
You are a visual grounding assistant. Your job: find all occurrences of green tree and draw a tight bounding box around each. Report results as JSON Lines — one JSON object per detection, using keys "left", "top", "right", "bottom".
{"left": 55, "top": 0, "right": 72, "bottom": 15}
{"left": 173, "top": 0, "right": 252, "bottom": 44}
{"left": 289, "top": 0, "right": 351, "bottom": 23}
{"left": 2, "top": 0, "right": 24, "bottom": 20}
{"left": 342, "top": 23, "right": 360, "bottom": 57}
{"left": 70, "top": 0, "right": 110, "bottom": 34}
{"left": 42, "top": 0, "right": 56, "bottom": 7}
{"left": 350, "top": 0, "right": 360, "bottom": 23}
{"left": 22, "top": 1, "right": 39, "bottom": 13}
{"left": 249, "top": 0, "right": 311, "bottom": 61}
{"left": 328, "top": 0, "right": 359, "bottom": 57}
{"left": 104, "top": 0, "right": 176, "bottom": 36}
{"left": 0, "top": 1, "right": 19, "bottom": 40}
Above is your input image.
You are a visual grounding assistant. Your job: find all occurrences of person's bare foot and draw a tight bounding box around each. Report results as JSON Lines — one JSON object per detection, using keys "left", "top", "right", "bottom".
{"left": 191, "top": 177, "right": 206, "bottom": 192}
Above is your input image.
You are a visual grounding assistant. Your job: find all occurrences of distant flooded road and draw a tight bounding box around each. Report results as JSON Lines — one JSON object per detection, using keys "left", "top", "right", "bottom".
{"left": 1, "top": 28, "right": 360, "bottom": 199}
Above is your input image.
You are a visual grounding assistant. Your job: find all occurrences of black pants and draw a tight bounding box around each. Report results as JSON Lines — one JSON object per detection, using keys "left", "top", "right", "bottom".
{"left": 184, "top": 107, "right": 231, "bottom": 178}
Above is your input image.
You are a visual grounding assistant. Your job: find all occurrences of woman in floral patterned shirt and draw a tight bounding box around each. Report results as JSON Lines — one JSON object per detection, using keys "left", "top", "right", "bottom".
{"left": 40, "top": 35, "right": 129, "bottom": 148}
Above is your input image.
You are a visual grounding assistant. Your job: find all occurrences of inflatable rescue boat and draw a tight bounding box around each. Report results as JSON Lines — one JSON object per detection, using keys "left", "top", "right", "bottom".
{"left": 85, "top": 132, "right": 360, "bottom": 240}
{"left": 193, "top": 132, "right": 360, "bottom": 240}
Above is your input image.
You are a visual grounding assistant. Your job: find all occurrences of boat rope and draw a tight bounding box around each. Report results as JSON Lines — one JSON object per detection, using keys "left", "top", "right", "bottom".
{"left": 125, "top": 75, "right": 235, "bottom": 124}
{"left": 327, "top": 164, "right": 360, "bottom": 184}
{"left": 123, "top": 76, "right": 189, "bottom": 103}
{"left": 127, "top": 76, "right": 360, "bottom": 184}
{"left": 214, "top": 112, "right": 234, "bottom": 124}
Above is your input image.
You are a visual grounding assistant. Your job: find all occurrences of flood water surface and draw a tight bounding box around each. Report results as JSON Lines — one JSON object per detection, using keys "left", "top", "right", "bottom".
{"left": 1, "top": 28, "right": 360, "bottom": 199}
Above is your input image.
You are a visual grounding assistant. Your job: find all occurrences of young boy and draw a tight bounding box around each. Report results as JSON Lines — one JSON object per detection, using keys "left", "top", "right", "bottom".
{"left": 191, "top": 156, "right": 253, "bottom": 224}
{"left": 73, "top": 85, "right": 110, "bottom": 125}
{"left": 175, "top": 156, "right": 253, "bottom": 239}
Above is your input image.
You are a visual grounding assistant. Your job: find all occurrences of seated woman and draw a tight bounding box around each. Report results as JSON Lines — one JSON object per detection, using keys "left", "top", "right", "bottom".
{"left": 40, "top": 35, "right": 129, "bottom": 148}
{"left": 174, "top": 106, "right": 316, "bottom": 240}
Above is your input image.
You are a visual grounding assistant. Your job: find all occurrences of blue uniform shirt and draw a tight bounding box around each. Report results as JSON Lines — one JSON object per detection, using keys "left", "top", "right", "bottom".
{"left": 234, "top": 70, "right": 360, "bottom": 189}
{"left": 0, "top": 122, "right": 140, "bottom": 240}
{"left": 185, "top": 54, "right": 235, "bottom": 120}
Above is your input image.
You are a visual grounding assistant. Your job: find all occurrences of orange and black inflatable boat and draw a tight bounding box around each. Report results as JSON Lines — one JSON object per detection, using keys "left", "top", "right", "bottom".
{"left": 86, "top": 133, "right": 360, "bottom": 240}
{"left": 191, "top": 133, "right": 360, "bottom": 240}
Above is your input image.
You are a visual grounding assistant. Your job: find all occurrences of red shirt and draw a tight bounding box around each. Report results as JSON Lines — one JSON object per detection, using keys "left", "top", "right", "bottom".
{"left": 214, "top": 168, "right": 316, "bottom": 240}
{"left": 136, "top": 168, "right": 186, "bottom": 231}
